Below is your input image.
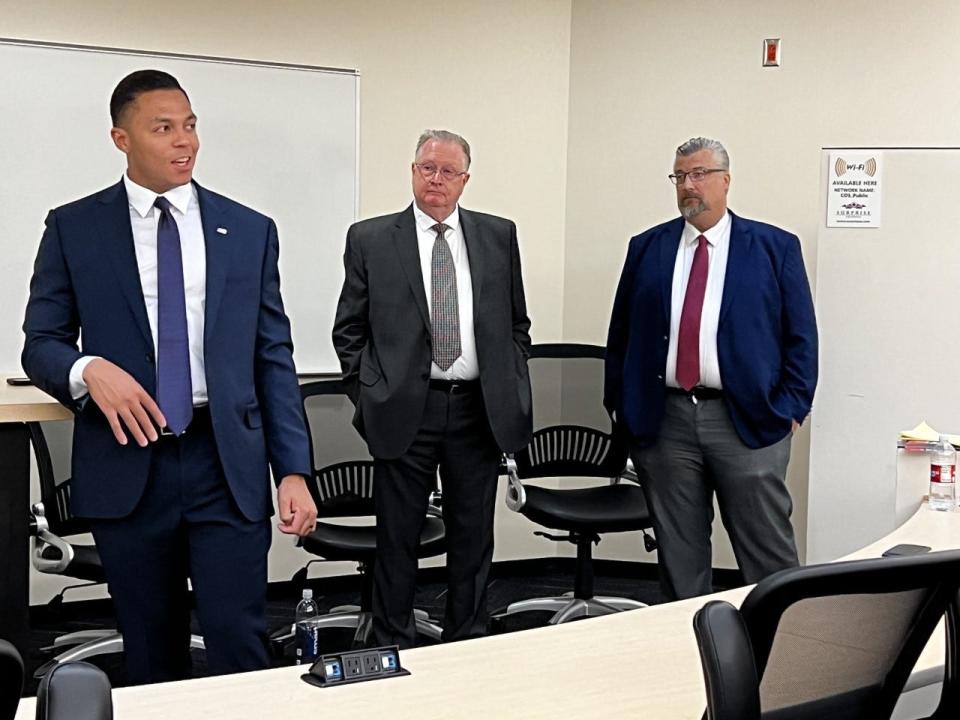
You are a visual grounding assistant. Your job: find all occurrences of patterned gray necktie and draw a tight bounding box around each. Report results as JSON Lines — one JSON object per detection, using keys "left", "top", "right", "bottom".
{"left": 430, "top": 222, "right": 461, "bottom": 370}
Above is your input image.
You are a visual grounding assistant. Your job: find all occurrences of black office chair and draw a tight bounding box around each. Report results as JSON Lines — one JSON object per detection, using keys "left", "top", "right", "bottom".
{"left": 35, "top": 660, "right": 114, "bottom": 720}
{"left": 495, "top": 344, "right": 656, "bottom": 625}
{"left": 1, "top": 639, "right": 23, "bottom": 720}
{"left": 1, "top": 639, "right": 112, "bottom": 720}
{"left": 26, "top": 422, "right": 204, "bottom": 678}
{"left": 692, "top": 550, "right": 960, "bottom": 720}
{"left": 286, "top": 379, "right": 445, "bottom": 646}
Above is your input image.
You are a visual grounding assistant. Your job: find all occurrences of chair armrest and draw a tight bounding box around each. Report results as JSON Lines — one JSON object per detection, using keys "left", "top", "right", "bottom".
{"left": 693, "top": 600, "right": 760, "bottom": 720}
{"left": 0, "top": 639, "right": 24, "bottom": 720}
{"left": 502, "top": 455, "right": 526, "bottom": 512}
{"left": 30, "top": 503, "right": 75, "bottom": 574}
{"left": 620, "top": 457, "right": 640, "bottom": 484}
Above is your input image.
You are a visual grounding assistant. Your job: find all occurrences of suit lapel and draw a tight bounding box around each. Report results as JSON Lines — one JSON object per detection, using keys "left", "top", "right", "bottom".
{"left": 95, "top": 180, "right": 153, "bottom": 350}
{"left": 719, "top": 211, "right": 749, "bottom": 326}
{"left": 460, "top": 208, "right": 484, "bottom": 310}
{"left": 659, "top": 218, "right": 684, "bottom": 318}
{"left": 392, "top": 205, "right": 431, "bottom": 332}
{"left": 196, "top": 182, "right": 231, "bottom": 341}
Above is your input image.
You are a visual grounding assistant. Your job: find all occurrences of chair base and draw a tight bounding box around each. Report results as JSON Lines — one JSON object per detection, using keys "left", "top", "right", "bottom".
{"left": 34, "top": 633, "right": 205, "bottom": 679}
{"left": 495, "top": 592, "right": 646, "bottom": 625}
{"left": 271, "top": 608, "right": 443, "bottom": 650}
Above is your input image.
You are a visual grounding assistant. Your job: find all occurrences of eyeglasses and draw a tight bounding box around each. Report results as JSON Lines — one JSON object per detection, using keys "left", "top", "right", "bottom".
{"left": 667, "top": 168, "right": 726, "bottom": 186}
{"left": 415, "top": 162, "right": 467, "bottom": 182}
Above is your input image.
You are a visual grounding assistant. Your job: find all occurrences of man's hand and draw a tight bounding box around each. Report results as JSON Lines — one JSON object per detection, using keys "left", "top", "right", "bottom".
{"left": 792, "top": 419, "right": 801, "bottom": 434}
{"left": 277, "top": 474, "right": 318, "bottom": 536}
{"left": 83, "top": 358, "right": 165, "bottom": 447}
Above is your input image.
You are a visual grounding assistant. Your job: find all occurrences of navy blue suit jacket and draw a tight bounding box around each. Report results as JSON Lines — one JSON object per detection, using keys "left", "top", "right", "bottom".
{"left": 604, "top": 212, "right": 818, "bottom": 450}
{"left": 22, "top": 180, "right": 311, "bottom": 521}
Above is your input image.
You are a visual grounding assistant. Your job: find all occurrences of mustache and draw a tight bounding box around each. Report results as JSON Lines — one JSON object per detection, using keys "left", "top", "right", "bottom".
{"left": 681, "top": 192, "right": 703, "bottom": 201}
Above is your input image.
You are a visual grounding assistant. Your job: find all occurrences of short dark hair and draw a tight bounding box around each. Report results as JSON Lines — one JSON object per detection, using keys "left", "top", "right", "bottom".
{"left": 110, "top": 69, "right": 188, "bottom": 126}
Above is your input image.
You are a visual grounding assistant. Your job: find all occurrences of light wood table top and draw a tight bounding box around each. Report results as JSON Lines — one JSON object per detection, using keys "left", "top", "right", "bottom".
{"left": 0, "top": 376, "right": 71, "bottom": 423}
{"left": 14, "top": 505, "right": 960, "bottom": 720}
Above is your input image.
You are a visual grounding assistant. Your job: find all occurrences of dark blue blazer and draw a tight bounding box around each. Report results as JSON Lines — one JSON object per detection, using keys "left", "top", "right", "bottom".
{"left": 22, "top": 180, "right": 311, "bottom": 521}
{"left": 604, "top": 212, "right": 818, "bottom": 450}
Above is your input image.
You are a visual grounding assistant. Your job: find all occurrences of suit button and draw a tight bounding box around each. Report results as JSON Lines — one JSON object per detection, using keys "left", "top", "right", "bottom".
{"left": 657, "top": 374, "right": 663, "bottom": 380}
{"left": 145, "top": 352, "right": 154, "bottom": 363}
{"left": 663, "top": 335, "right": 668, "bottom": 341}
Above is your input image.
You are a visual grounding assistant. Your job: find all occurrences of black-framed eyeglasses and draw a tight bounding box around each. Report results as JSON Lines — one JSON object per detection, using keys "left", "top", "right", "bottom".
{"left": 668, "top": 168, "right": 726, "bottom": 186}
{"left": 415, "top": 162, "right": 468, "bottom": 182}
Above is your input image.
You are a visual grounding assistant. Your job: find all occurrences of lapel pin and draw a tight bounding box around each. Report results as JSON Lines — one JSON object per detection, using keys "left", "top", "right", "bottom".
{"left": 216, "top": 227, "right": 228, "bottom": 235}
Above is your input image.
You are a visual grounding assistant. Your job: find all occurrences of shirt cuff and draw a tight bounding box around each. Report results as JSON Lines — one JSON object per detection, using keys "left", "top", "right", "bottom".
{"left": 68, "top": 356, "right": 99, "bottom": 400}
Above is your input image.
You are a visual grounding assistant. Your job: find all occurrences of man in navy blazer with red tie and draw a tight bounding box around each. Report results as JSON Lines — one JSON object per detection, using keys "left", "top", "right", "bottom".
{"left": 22, "top": 70, "right": 317, "bottom": 683}
{"left": 605, "top": 137, "right": 818, "bottom": 600}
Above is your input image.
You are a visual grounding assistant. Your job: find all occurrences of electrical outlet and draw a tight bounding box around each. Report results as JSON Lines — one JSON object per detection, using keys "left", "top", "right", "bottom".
{"left": 362, "top": 653, "right": 382, "bottom": 674}
{"left": 344, "top": 655, "right": 363, "bottom": 677}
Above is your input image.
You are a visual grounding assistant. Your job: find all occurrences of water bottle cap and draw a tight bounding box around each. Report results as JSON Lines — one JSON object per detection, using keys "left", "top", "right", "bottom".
{"left": 302, "top": 589, "right": 313, "bottom": 600}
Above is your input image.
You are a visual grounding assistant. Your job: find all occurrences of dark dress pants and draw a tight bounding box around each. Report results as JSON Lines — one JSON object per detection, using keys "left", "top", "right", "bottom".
{"left": 89, "top": 408, "right": 272, "bottom": 684}
{"left": 630, "top": 394, "right": 798, "bottom": 600}
{"left": 372, "top": 383, "right": 500, "bottom": 649}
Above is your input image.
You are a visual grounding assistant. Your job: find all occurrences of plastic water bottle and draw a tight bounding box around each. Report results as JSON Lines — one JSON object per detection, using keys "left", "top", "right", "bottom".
{"left": 295, "top": 589, "right": 319, "bottom": 664}
{"left": 929, "top": 435, "right": 956, "bottom": 512}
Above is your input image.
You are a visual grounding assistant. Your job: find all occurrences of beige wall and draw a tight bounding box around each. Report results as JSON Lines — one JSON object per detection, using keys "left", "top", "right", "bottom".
{"left": 5, "top": 0, "right": 572, "bottom": 601}
{"left": 2, "top": 0, "right": 572, "bottom": 345}
{"left": 10, "top": 0, "right": 960, "bottom": 599}
{"left": 563, "top": 0, "right": 960, "bottom": 563}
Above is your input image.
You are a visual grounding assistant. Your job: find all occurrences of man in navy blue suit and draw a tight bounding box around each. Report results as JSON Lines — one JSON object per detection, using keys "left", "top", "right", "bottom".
{"left": 605, "top": 137, "right": 818, "bottom": 600}
{"left": 22, "top": 70, "right": 317, "bottom": 683}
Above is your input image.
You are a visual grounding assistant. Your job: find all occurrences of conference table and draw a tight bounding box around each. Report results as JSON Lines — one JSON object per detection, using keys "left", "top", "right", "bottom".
{"left": 0, "top": 380, "right": 71, "bottom": 659}
{"left": 14, "top": 497, "right": 959, "bottom": 719}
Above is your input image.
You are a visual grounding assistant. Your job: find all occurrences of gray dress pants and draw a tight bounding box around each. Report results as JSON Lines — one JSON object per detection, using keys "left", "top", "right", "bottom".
{"left": 629, "top": 393, "right": 798, "bottom": 600}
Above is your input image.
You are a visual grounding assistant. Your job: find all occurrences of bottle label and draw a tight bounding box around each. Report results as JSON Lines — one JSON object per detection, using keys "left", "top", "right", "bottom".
{"left": 295, "top": 621, "right": 318, "bottom": 664}
{"left": 930, "top": 464, "right": 956, "bottom": 484}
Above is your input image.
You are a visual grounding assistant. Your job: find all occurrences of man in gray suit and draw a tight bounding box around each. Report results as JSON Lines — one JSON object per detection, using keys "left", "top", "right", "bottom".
{"left": 333, "top": 130, "right": 532, "bottom": 648}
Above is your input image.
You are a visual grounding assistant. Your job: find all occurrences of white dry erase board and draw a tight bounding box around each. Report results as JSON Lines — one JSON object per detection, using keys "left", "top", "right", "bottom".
{"left": 0, "top": 38, "right": 358, "bottom": 373}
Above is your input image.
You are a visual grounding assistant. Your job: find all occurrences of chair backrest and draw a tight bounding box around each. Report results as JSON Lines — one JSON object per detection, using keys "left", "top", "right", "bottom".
{"left": 27, "top": 422, "right": 87, "bottom": 537}
{"left": 311, "top": 460, "right": 376, "bottom": 518}
{"left": 299, "top": 379, "right": 378, "bottom": 518}
{"left": 35, "top": 661, "right": 113, "bottom": 720}
{"left": 735, "top": 550, "right": 960, "bottom": 719}
{"left": 0, "top": 639, "right": 23, "bottom": 720}
{"left": 515, "top": 424, "right": 628, "bottom": 480}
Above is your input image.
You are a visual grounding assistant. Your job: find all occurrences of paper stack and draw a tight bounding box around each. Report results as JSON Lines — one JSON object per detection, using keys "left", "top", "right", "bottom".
{"left": 899, "top": 421, "right": 960, "bottom": 447}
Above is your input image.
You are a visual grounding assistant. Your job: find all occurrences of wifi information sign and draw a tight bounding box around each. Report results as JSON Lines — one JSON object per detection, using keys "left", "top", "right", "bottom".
{"left": 826, "top": 151, "right": 883, "bottom": 228}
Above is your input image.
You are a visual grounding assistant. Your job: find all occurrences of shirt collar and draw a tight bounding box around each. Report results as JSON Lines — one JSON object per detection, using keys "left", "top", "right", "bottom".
{"left": 682, "top": 210, "right": 730, "bottom": 247}
{"left": 413, "top": 203, "right": 460, "bottom": 233}
{"left": 123, "top": 173, "right": 196, "bottom": 218}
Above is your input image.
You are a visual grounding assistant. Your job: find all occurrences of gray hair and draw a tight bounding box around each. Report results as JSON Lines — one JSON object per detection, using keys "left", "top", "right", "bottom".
{"left": 676, "top": 137, "right": 729, "bottom": 170}
{"left": 415, "top": 129, "right": 471, "bottom": 170}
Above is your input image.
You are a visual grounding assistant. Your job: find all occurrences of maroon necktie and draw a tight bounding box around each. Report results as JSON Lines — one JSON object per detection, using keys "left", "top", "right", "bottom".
{"left": 676, "top": 235, "right": 709, "bottom": 391}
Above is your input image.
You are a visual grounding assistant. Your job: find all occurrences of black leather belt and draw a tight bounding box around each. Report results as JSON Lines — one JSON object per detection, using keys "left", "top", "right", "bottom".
{"left": 428, "top": 379, "right": 480, "bottom": 394}
{"left": 159, "top": 404, "right": 211, "bottom": 437}
{"left": 667, "top": 386, "right": 723, "bottom": 403}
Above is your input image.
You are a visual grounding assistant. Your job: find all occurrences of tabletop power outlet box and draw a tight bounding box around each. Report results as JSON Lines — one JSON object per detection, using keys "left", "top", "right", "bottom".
{"left": 302, "top": 645, "right": 409, "bottom": 688}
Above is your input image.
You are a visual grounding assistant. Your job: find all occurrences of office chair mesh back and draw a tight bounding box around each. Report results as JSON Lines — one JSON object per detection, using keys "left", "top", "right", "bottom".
{"left": 516, "top": 425, "right": 627, "bottom": 480}
{"left": 758, "top": 589, "right": 928, "bottom": 718}
{"left": 312, "top": 460, "right": 376, "bottom": 518}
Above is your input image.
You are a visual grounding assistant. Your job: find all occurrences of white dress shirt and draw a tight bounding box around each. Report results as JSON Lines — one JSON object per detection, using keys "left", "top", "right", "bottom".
{"left": 664, "top": 210, "right": 731, "bottom": 390}
{"left": 413, "top": 203, "right": 479, "bottom": 381}
{"left": 69, "top": 173, "right": 209, "bottom": 403}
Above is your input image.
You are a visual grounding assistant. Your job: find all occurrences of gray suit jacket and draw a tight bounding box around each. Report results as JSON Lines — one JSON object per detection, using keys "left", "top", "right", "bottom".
{"left": 332, "top": 204, "right": 532, "bottom": 459}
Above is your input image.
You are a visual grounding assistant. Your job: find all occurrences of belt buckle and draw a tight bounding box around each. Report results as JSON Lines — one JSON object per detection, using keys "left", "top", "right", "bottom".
{"left": 689, "top": 391, "right": 698, "bottom": 406}
{"left": 159, "top": 426, "right": 181, "bottom": 437}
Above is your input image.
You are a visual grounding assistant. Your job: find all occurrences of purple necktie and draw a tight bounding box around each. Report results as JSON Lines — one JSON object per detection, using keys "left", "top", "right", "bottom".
{"left": 676, "top": 235, "right": 709, "bottom": 391}
{"left": 155, "top": 197, "right": 192, "bottom": 435}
